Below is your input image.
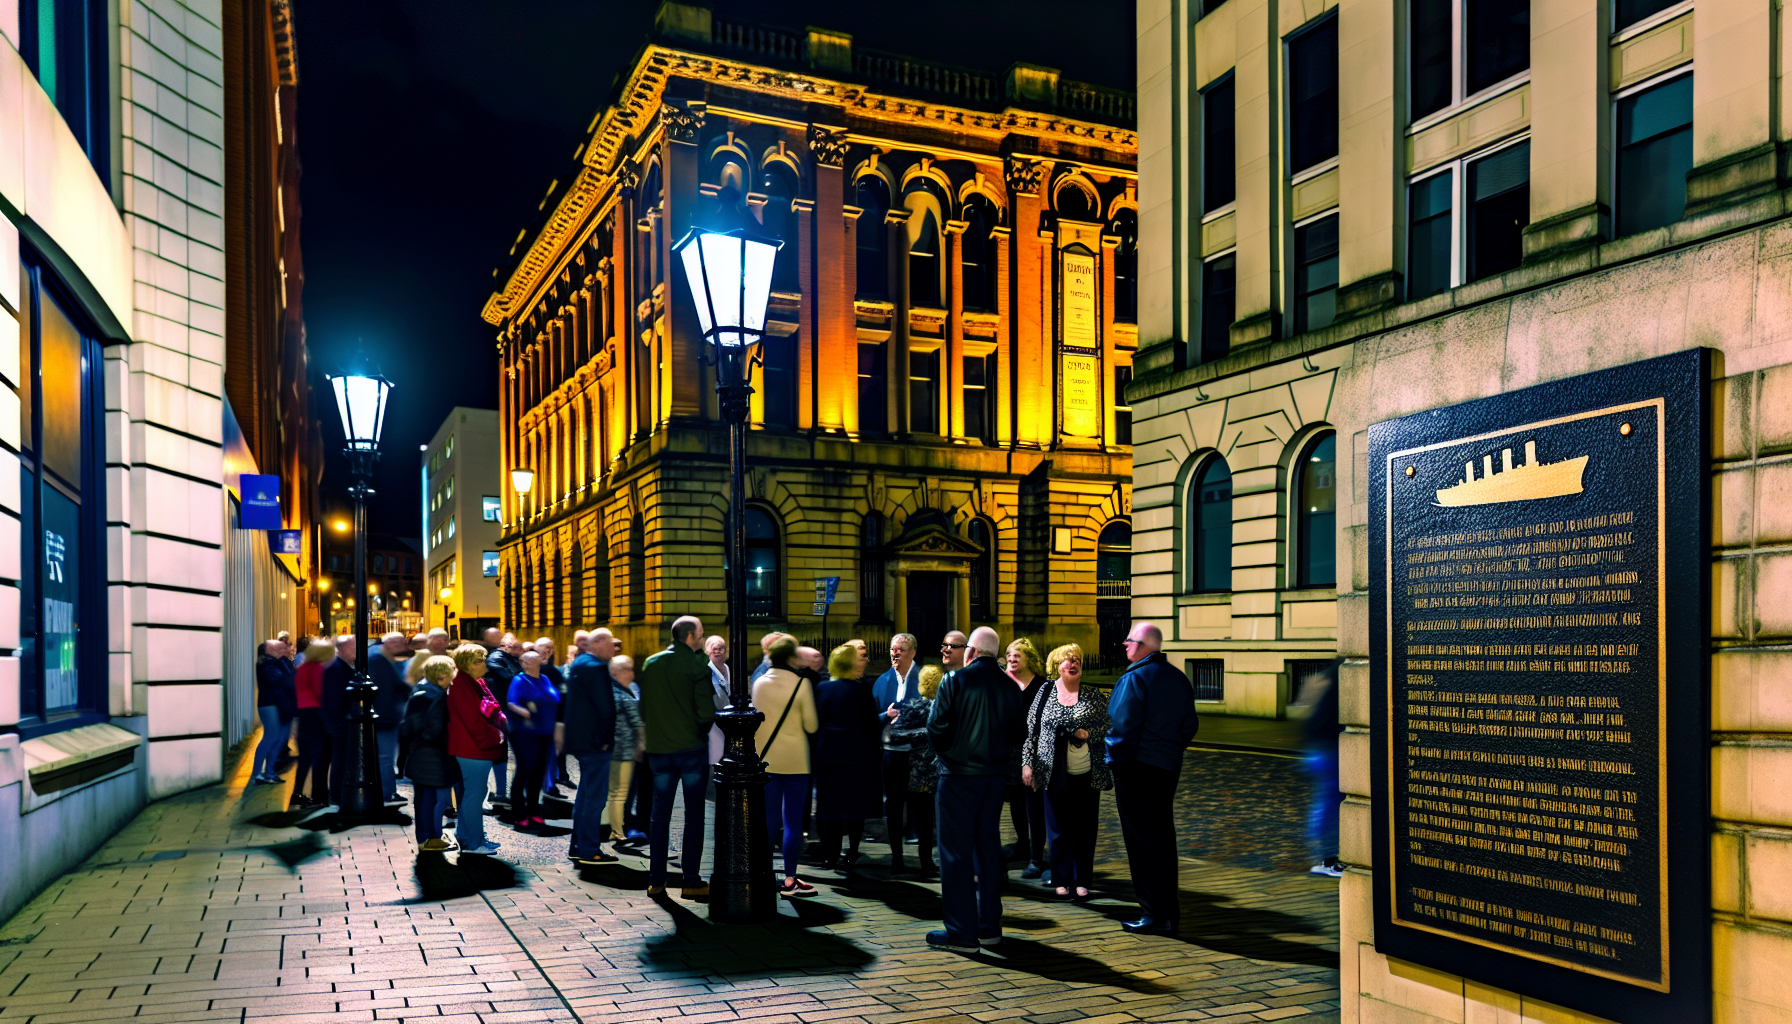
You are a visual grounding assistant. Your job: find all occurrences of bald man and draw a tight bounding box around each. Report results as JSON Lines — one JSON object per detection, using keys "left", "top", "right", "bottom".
{"left": 1106, "top": 621, "right": 1198, "bottom": 936}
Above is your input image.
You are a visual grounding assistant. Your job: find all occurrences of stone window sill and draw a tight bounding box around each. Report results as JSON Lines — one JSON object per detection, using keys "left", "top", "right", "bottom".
{"left": 23, "top": 723, "right": 141, "bottom": 797}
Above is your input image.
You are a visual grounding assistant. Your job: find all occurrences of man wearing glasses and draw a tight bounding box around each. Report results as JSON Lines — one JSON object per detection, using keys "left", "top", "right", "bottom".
{"left": 938, "top": 631, "right": 968, "bottom": 671}
{"left": 1106, "top": 622, "right": 1198, "bottom": 936}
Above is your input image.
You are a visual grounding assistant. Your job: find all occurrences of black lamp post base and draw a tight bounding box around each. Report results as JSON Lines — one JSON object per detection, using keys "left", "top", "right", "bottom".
{"left": 709, "top": 706, "right": 775, "bottom": 922}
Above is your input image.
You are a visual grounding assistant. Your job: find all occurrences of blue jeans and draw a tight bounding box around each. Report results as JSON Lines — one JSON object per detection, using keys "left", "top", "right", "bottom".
{"left": 252, "top": 707, "right": 290, "bottom": 779}
{"left": 415, "top": 785, "right": 452, "bottom": 843}
{"left": 569, "top": 751, "right": 613, "bottom": 858}
{"left": 1305, "top": 748, "right": 1341, "bottom": 863}
{"left": 936, "top": 773, "right": 1007, "bottom": 943}
{"left": 455, "top": 757, "right": 494, "bottom": 849}
{"left": 376, "top": 727, "right": 400, "bottom": 802}
{"left": 765, "top": 773, "right": 809, "bottom": 878}
{"left": 647, "top": 745, "right": 708, "bottom": 887}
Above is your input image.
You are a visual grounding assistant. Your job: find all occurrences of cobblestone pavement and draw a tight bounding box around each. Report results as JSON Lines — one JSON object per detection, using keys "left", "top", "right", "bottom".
{"left": 0, "top": 745, "right": 1339, "bottom": 1024}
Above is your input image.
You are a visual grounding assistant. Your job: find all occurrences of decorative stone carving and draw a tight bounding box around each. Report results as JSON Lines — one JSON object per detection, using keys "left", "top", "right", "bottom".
{"left": 807, "top": 124, "right": 851, "bottom": 168}
{"left": 661, "top": 102, "right": 704, "bottom": 143}
{"left": 1004, "top": 155, "right": 1048, "bottom": 196}
{"left": 615, "top": 164, "right": 640, "bottom": 198}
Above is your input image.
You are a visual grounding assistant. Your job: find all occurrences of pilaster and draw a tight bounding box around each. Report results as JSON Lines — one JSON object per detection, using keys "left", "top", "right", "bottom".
{"left": 1525, "top": 0, "right": 1607, "bottom": 261}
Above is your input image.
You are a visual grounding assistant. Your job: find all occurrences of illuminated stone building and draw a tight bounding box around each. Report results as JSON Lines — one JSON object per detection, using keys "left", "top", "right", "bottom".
{"left": 484, "top": 3, "right": 1138, "bottom": 662}
{"left": 1133, "top": 0, "right": 1792, "bottom": 1020}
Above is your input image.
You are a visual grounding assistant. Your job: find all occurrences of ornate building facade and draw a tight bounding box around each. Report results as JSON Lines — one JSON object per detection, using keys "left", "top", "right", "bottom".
{"left": 484, "top": 4, "right": 1137, "bottom": 663}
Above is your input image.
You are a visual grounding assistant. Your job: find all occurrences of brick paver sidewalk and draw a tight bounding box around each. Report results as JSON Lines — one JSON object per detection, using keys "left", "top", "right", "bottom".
{"left": 0, "top": 749, "right": 1339, "bottom": 1024}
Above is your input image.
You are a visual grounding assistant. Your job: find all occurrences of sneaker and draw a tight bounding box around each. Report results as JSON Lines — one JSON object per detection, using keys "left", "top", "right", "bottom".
{"left": 926, "top": 929, "right": 977, "bottom": 951}
{"left": 680, "top": 884, "right": 710, "bottom": 900}
{"left": 1311, "top": 862, "right": 1345, "bottom": 878}
{"left": 624, "top": 829, "right": 648, "bottom": 845}
{"left": 978, "top": 935, "right": 1003, "bottom": 948}
{"left": 462, "top": 843, "right": 502, "bottom": 855}
{"left": 779, "top": 877, "right": 817, "bottom": 898}
{"left": 419, "top": 838, "right": 453, "bottom": 852}
{"left": 1020, "top": 862, "right": 1043, "bottom": 880}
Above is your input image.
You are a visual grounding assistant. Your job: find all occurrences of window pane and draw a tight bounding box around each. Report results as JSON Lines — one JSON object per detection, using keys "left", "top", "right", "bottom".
{"left": 1114, "top": 365, "right": 1133, "bottom": 446}
{"left": 482, "top": 496, "right": 501, "bottom": 521}
{"left": 1200, "top": 253, "right": 1236, "bottom": 363}
{"left": 18, "top": 263, "right": 32, "bottom": 456}
{"left": 1467, "top": 141, "right": 1529, "bottom": 281}
{"left": 1410, "top": 0, "right": 1453, "bottom": 120}
{"left": 1297, "top": 434, "right": 1337, "bottom": 587}
{"left": 746, "top": 507, "right": 776, "bottom": 540}
{"left": 858, "top": 342, "right": 886, "bottom": 433}
{"left": 762, "top": 335, "right": 795, "bottom": 427}
{"left": 1616, "top": 75, "right": 1693, "bottom": 237}
{"left": 1288, "top": 17, "right": 1339, "bottom": 174}
{"left": 41, "top": 485, "right": 80, "bottom": 714}
{"left": 1203, "top": 78, "right": 1236, "bottom": 211}
{"left": 909, "top": 350, "right": 938, "bottom": 433}
{"left": 1294, "top": 215, "right": 1339, "bottom": 333}
{"left": 855, "top": 177, "right": 889, "bottom": 298}
{"left": 38, "top": 287, "right": 84, "bottom": 490}
{"left": 1408, "top": 169, "right": 1454, "bottom": 299}
{"left": 1194, "top": 459, "right": 1233, "bottom": 591}
{"left": 1466, "top": 0, "right": 1529, "bottom": 95}
{"left": 963, "top": 356, "right": 986, "bottom": 443}
{"left": 1615, "top": 0, "right": 1679, "bottom": 30}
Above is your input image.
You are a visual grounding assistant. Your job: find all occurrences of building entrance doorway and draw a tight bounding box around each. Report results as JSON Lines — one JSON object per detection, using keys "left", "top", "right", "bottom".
{"left": 1097, "top": 600, "right": 1131, "bottom": 672}
{"left": 906, "top": 572, "right": 952, "bottom": 665}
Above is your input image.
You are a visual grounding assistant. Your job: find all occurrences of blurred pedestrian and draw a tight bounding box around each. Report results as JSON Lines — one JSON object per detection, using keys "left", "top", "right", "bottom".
{"left": 318, "top": 634, "right": 357, "bottom": 811}
{"left": 1296, "top": 660, "right": 1343, "bottom": 878}
{"left": 404, "top": 633, "right": 432, "bottom": 684}
{"left": 1107, "top": 622, "right": 1199, "bottom": 935}
{"left": 291, "top": 639, "right": 337, "bottom": 809}
{"left": 445, "top": 642, "right": 508, "bottom": 855}
{"left": 535, "top": 636, "right": 569, "bottom": 798}
{"left": 560, "top": 629, "right": 619, "bottom": 866}
{"left": 888, "top": 661, "right": 940, "bottom": 876}
{"left": 1004, "top": 637, "right": 1048, "bottom": 879}
{"left": 749, "top": 631, "right": 785, "bottom": 685}
{"left": 505, "top": 651, "right": 560, "bottom": 831}
{"left": 370, "top": 631, "right": 413, "bottom": 805}
{"left": 814, "top": 644, "right": 883, "bottom": 871}
{"left": 753, "top": 637, "right": 819, "bottom": 896}
{"left": 639, "top": 615, "right": 717, "bottom": 899}
{"left": 873, "top": 634, "right": 920, "bottom": 872}
{"left": 252, "top": 639, "right": 295, "bottom": 784}
{"left": 1023, "top": 643, "right": 1111, "bottom": 900}
{"left": 401, "top": 655, "right": 461, "bottom": 852}
{"left": 604, "top": 654, "right": 643, "bottom": 850}
{"left": 926, "top": 627, "right": 1022, "bottom": 951}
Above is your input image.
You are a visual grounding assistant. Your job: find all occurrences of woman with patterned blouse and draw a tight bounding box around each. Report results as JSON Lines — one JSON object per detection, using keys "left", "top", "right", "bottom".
{"left": 888, "top": 663, "right": 943, "bottom": 876}
{"left": 1021, "top": 643, "right": 1113, "bottom": 899}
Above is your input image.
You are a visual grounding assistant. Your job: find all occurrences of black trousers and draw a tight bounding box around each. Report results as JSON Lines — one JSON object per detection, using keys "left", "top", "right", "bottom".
{"left": 509, "top": 732, "right": 552, "bottom": 821}
{"left": 882, "top": 750, "right": 910, "bottom": 864}
{"left": 293, "top": 708, "right": 331, "bottom": 803}
{"left": 936, "top": 774, "right": 1006, "bottom": 943}
{"left": 908, "top": 789, "right": 937, "bottom": 866}
{"left": 1043, "top": 773, "right": 1101, "bottom": 890}
{"left": 1006, "top": 783, "right": 1046, "bottom": 863}
{"left": 1113, "top": 759, "right": 1181, "bottom": 923}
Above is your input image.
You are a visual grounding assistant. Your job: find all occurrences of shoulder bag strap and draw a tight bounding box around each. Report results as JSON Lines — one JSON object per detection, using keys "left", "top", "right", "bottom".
{"left": 761, "top": 677, "right": 805, "bottom": 752}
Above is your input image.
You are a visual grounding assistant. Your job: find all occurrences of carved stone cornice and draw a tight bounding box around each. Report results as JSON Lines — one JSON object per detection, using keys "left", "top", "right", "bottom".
{"left": 807, "top": 124, "right": 850, "bottom": 167}
{"left": 661, "top": 101, "right": 704, "bottom": 144}
{"left": 1005, "top": 155, "right": 1049, "bottom": 197}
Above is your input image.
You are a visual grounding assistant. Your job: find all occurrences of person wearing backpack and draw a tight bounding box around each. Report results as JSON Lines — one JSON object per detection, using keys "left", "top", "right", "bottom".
{"left": 751, "top": 637, "right": 819, "bottom": 897}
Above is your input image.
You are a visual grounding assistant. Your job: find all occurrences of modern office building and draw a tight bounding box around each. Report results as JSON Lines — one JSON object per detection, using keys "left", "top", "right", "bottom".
{"left": 485, "top": 2, "right": 1138, "bottom": 663}
{"left": 1133, "top": 0, "right": 1792, "bottom": 1020}
{"left": 0, "top": 0, "right": 312, "bottom": 921}
{"left": 422, "top": 407, "right": 500, "bottom": 640}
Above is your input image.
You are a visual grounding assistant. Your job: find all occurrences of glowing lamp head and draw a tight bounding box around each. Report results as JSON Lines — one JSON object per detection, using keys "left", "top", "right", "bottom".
{"left": 510, "top": 468, "right": 536, "bottom": 494}
{"left": 326, "top": 364, "right": 393, "bottom": 450}
{"left": 439, "top": 587, "right": 454, "bottom": 601}
{"left": 672, "top": 227, "right": 782, "bottom": 349}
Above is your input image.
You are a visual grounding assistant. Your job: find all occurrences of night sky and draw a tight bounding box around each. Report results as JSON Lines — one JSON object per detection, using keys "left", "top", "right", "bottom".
{"left": 295, "top": 0, "right": 1133, "bottom": 537}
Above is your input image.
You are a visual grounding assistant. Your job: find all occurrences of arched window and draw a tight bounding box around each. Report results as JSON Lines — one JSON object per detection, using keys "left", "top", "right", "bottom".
{"left": 904, "top": 180, "right": 949, "bottom": 309}
{"left": 745, "top": 506, "right": 780, "bottom": 621}
{"left": 968, "top": 517, "right": 995, "bottom": 621}
{"left": 629, "top": 513, "right": 647, "bottom": 620}
{"left": 1057, "top": 181, "right": 1098, "bottom": 222}
{"left": 760, "top": 161, "right": 800, "bottom": 289}
{"left": 1111, "top": 208, "right": 1138, "bottom": 323}
{"left": 855, "top": 176, "right": 891, "bottom": 298}
{"left": 590, "top": 536, "right": 611, "bottom": 626}
{"left": 962, "top": 195, "right": 1000, "bottom": 312}
{"left": 1190, "top": 457, "right": 1233, "bottom": 592}
{"left": 1097, "top": 521, "right": 1132, "bottom": 598}
{"left": 860, "top": 513, "right": 885, "bottom": 621}
{"left": 1296, "top": 433, "right": 1337, "bottom": 588}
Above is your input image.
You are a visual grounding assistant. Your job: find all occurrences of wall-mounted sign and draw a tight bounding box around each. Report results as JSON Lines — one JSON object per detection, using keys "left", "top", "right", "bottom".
{"left": 1061, "top": 250, "right": 1096, "bottom": 347}
{"left": 1369, "top": 350, "right": 1709, "bottom": 1024}
{"left": 240, "top": 474, "right": 282, "bottom": 530}
{"left": 269, "top": 530, "right": 302, "bottom": 555}
{"left": 1060, "top": 351, "right": 1100, "bottom": 438}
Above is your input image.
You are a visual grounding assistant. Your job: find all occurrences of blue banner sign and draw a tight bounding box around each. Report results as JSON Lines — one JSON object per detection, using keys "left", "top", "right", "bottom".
{"left": 269, "top": 530, "right": 303, "bottom": 555}
{"left": 240, "top": 474, "right": 283, "bottom": 529}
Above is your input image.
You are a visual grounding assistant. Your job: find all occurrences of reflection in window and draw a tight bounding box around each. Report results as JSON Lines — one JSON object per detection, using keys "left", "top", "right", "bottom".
{"left": 745, "top": 507, "right": 780, "bottom": 621}
{"left": 1294, "top": 215, "right": 1339, "bottom": 333}
{"left": 1097, "top": 521, "right": 1132, "bottom": 598}
{"left": 855, "top": 176, "right": 891, "bottom": 298}
{"left": 761, "top": 335, "right": 796, "bottom": 428}
{"left": 1203, "top": 76, "right": 1236, "bottom": 211}
{"left": 860, "top": 513, "right": 885, "bottom": 620}
{"left": 19, "top": 0, "right": 109, "bottom": 180}
{"left": 1190, "top": 457, "right": 1233, "bottom": 592}
{"left": 858, "top": 342, "right": 887, "bottom": 434}
{"left": 962, "top": 196, "right": 1000, "bottom": 312}
{"left": 1616, "top": 74, "right": 1693, "bottom": 238}
{"left": 968, "top": 517, "right": 995, "bottom": 620}
{"left": 482, "top": 496, "right": 501, "bottom": 522}
{"left": 963, "top": 354, "right": 995, "bottom": 444}
{"left": 909, "top": 350, "right": 940, "bottom": 434}
{"left": 1288, "top": 16, "right": 1339, "bottom": 175}
{"left": 1296, "top": 434, "right": 1337, "bottom": 588}
{"left": 1111, "top": 208, "right": 1139, "bottom": 323}
{"left": 483, "top": 551, "right": 500, "bottom": 577}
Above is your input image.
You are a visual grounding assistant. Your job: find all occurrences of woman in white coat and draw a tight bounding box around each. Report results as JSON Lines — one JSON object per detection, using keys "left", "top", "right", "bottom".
{"left": 753, "top": 636, "right": 820, "bottom": 897}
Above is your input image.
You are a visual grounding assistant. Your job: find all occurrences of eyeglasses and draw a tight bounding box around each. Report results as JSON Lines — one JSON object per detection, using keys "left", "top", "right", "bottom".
{"left": 1122, "top": 638, "right": 1143, "bottom": 647}
{"left": 940, "top": 642, "right": 967, "bottom": 651}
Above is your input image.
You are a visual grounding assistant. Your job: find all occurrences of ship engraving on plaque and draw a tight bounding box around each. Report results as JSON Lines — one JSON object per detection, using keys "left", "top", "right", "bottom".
{"left": 1434, "top": 440, "right": 1589, "bottom": 507}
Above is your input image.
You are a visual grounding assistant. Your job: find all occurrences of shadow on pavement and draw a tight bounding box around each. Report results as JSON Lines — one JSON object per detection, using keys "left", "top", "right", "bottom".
{"left": 826, "top": 876, "right": 942, "bottom": 920}
{"left": 408, "top": 852, "right": 523, "bottom": 902}
{"left": 956, "top": 935, "right": 1172, "bottom": 994}
{"left": 640, "top": 895, "right": 874, "bottom": 976}
{"left": 1087, "top": 874, "right": 1339, "bottom": 969}
{"left": 576, "top": 862, "right": 652, "bottom": 888}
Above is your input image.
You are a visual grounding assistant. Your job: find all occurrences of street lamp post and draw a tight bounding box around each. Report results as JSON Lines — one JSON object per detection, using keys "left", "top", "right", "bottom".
{"left": 672, "top": 225, "right": 782, "bottom": 922}
{"left": 326, "top": 362, "right": 394, "bottom": 821}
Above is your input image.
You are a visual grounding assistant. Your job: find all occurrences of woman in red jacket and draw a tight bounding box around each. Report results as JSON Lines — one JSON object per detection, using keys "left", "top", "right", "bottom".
{"left": 445, "top": 643, "right": 508, "bottom": 854}
{"left": 291, "top": 640, "right": 337, "bottom": 810}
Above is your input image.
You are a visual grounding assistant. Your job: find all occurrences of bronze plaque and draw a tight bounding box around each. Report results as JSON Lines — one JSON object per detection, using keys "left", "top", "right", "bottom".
{"left": 1370, "top": 350, "right": 1708, "bottom": 1024}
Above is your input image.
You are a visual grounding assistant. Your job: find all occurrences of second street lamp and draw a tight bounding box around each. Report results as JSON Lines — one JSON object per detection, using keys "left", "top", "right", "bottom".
{"left": 326, "top": 360, "right": 394, "bottom": 822}
{"left": 672, "top": 224, "right": 782, "bottom": 923}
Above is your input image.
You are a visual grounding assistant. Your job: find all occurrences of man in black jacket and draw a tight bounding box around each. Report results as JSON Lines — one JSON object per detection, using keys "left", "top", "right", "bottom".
{"left": 925, "top": 626, "right": 1023, "bottom": 950}
{"left": 559, "top": 628, "right": 619, "bottom": 867}
{"left": 320, "top": 635, "right": 355, "bottom": 811}
{"left": 368, "top": 632, "right": 413, "bottom": 806}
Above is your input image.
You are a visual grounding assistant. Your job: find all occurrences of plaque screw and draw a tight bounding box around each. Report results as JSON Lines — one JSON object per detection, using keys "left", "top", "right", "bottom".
{"left": 1620, "top": 422, "right": 1632, "bottom": 436}
{"left": 1405, "top": 466, "right": 1416, "bottom": 478}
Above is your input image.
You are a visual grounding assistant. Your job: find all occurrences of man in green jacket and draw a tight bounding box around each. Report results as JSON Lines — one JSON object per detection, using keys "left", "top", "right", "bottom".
{"left": 639, "top": 615, "right": 717, "bottom": 898}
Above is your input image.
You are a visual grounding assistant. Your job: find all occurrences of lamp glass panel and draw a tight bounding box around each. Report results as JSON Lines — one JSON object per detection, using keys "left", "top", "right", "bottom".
{"left": 510, "top": 468, "right": 535, "bottom": 494}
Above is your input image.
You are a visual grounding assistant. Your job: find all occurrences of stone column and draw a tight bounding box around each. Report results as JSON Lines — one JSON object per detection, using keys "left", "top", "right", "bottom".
{"left": 1688, "top": 0, "right": 1776, "bottom": 211}
{"left": 793, "top": 196, "right": 816, "bottom": 431}
{"left": 841, "top": 205, "right": 863, "bottom": 435}
{"left": 1335, "top": 0, "right": 1399, "bottom": 317}
{"left": 1525, "top": 0, "right": 1607, "bottom": 261}
{"left": 956, "top": 573, "right": 972, "bottom": 638}
{"left": 893, "top": 571, "right": 909, "bottom": 636}
{"left": 809, "top": 125, "right": 851, "bottom": 433}
{"left": 889, "top": 208, "right": 911, "bottom": 434}
{"left": 992, "top": 224, "right": 1013, "bottom": 446}
{"left": 1231, "top": 0, "right": 1280, "bottom": 348}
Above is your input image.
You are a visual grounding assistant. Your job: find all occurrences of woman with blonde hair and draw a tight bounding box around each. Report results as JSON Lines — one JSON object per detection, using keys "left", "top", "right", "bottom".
{"left": 813, "top": 643, "right": 884, "bottom": 871}
{"left": 444, "top": 642, "right": 507, "bottom": 855}
{"left": 886, "top": 663, "right": 943, "bottom": 876}
{"left": 290, "top": 639, "right": 338, "bottom": 810}
{"left": 1005, "top": 637, "right": 1049, "bottom": 879}
{"left": 1022, "top": 642, "right": 1112, "bottom": 899}
{"left": 401, "top": 655, "right": 461, "bottom": 851}
{"left": 753, "top": 637, "right": 820, "bottom": 896}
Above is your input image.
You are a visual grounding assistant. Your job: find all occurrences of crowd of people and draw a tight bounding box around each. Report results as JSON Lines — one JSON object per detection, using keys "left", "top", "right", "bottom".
{"left": 251, "top": 616, "right": 1208, "bottom": 944}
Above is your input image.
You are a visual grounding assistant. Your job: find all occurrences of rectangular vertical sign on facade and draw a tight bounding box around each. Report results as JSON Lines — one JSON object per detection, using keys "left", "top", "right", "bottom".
{"left": 1369, "top": 350, "right": 1709, "bottom": 1024}
{"left": 1061, "top": 250, "right": 1096, "bottom": 346}
{"left": 1059, "top": 352, "right": 1100, "bottom": 438}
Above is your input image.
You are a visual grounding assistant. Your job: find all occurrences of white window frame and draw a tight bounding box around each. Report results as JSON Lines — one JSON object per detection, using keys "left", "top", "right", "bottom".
{"left": 1610, "top": 66, "right": 1692, "bottom": 239}
{"left": 1407, "top": 0, "right": 1532, "bottom": 133}
{"left": 1405, "top": 133, "right": 1530, "bottom": 295}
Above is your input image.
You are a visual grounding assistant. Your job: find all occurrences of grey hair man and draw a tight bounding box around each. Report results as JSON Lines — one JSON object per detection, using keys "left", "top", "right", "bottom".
{"left": 1106, "top": 621, "right": 1198, "bottom": 936}
{"left": 369, "top": 631, "right": 412, "bottom": 805}
{"left": 875, "top": 631, "right": 924, "bottom": 874}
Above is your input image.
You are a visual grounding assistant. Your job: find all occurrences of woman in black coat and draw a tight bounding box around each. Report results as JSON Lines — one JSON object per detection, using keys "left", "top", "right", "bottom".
{"left": 399, "top": 655, "right": 462, "bottom": 851}
{"left": 812, "top": 644, "right": 886, "bottom": 869}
